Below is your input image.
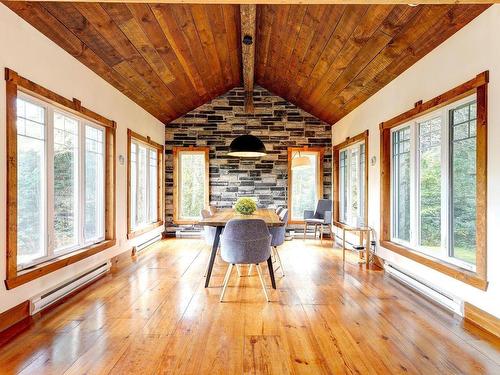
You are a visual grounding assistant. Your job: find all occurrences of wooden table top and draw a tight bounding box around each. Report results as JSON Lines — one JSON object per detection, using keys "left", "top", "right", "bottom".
{"left": 197, "top": 208, "right": 283, "bottom": 227}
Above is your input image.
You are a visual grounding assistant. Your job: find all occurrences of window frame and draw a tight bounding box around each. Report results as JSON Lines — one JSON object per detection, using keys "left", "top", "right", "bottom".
{"left": 333, "top": 130, "right": 369, "bottom": 229}
{"left": 379, "top": 71, "right": 488, "bottom": 290}
{"left": 127, "top": 129, "right": 164, "bottom": 239}
{"left": 15, "top": 92, "right": 107, "bottom": 270}
{"left": 389, "top": 96, "right": 477, "bottom": 271}
{"left": 5, "top": 68, "right": 116, "bottom": 290}
{"left": 172, "top": 146, "right": 209, "bottom": 225}
{"left": 287, "top": 147, "right": 324, "bottom": 224}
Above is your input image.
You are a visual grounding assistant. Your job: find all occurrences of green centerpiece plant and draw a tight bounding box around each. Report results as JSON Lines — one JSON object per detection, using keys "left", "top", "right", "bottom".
{"left": 234, "top": 197, "right": 257, "bottom": 215}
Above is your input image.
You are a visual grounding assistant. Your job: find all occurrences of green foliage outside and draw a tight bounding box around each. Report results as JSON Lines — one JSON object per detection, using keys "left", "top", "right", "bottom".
{"left": 17, "top": 137, "right": 44, "bottom": 260}
{"left": 291, "top": 155, "right": 316, "bottom": 220}
{"left": 180, "top": 153, "right": 206, "bottom": 219}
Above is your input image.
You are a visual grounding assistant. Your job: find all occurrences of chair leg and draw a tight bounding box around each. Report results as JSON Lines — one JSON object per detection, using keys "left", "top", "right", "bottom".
{"left": 303, "top": 223, "right": 307, "bottom": 240}
{"left": 236, "top": 264, "right": 242, "bottom": 277}
{"left": 247, "top": 264, "right": 253, "bottom": 276}
{"left": 256, "top": 264, "right": 270, "bottom": 302}
{"left": 274, "top": 246, "right": 285, "bottom": 277}
{"left": 220, "top": 264, "right": 234, "bottom": 302}
{"left": 314, "top": 225, "right": 318, "bottom": 240}
{"left": 320, "top": 225, "right": 323, "bottom": 244}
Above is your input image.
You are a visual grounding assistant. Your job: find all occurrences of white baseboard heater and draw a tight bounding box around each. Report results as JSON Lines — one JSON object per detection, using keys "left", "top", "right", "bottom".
{"left": 30, "top": 261, "right": 111, "bottom": 315}
{"left": 134, "top": 234, "right": 162, "bottom": 253}
{"left": 385, "top": 262, "right": 464, "bottom": 316}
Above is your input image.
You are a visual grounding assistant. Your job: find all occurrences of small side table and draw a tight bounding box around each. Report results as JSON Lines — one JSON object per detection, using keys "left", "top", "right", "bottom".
{"left": 342, "top": 226, "right": 372, "bottom": 270}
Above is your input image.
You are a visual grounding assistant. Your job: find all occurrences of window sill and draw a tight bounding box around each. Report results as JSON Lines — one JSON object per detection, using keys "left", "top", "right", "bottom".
{"left": 5, "top": 239, "right": 116, "bottom": 290}
{"left": 380, "top": 240, "right": 488, "bottom": 291}
{"left": 127, "top": 221, "right": 164, "bottom": 239}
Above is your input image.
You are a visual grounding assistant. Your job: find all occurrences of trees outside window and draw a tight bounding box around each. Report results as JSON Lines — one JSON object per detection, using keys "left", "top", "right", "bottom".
{"left": 173, "top": 147, "right": 209, "bottom": 223}
{"left": 16, "top": 94, "right": 105, "bottom": 269}
{"left": 128, "top": 132, "right": 163, "bottom": 235}
{"left": 288, "top": 148, "right": 323, "bottom": 222}
{"left": 390, "top": 96, "right": 477, "bottom": 270}
{"left": 339, "top": 141, "right": 366, "bottom": 227}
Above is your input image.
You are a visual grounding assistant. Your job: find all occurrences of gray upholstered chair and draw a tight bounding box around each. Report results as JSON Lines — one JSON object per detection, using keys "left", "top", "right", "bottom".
{"left": 303, "top": 199, "right": 332, "bottom": 243}
{"left": 269, "top": 208, "right": 288, "bottom": 276}
{"left": 219, "top": 219, "right": 272, "bottom": 302}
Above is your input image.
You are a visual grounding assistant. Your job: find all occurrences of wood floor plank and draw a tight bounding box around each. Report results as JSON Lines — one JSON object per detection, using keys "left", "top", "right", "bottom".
{"left": 1, "top": 239, "right": 498, "bottom": 375}
{"left": 243, "top": 335, "right": 292, "bottom": 375}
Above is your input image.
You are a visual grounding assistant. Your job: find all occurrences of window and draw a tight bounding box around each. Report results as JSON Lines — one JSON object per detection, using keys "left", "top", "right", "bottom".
{"left": 339, "top": 142, "right": 366, "bottom": 226}
{"left": 16, "top": 94, "right": 106, "bottom": 269}
{"left": 389, "top": 97, "right": 477, "bottom": 270}
{"left": 333, "top": 131, "right": 368, "bottom": 228}
{"left": 127, "top": 130, "right": 163, "bottom": 238}
{"left": 380, "top": 71, "right": 488, "bottom": 290}
{"left": 173, "top": 147, "right": 209, "bottom": 223}
{"left": 288, "top": 147, "right": 324, "bottom": 222}
{"left": 6, "top": 68, "right": 116, "bottom": 289}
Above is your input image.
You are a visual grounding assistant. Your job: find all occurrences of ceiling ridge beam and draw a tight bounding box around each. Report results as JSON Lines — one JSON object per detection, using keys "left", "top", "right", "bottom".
{"left": 240, "top": 4, "right": 256, "bottom": 113}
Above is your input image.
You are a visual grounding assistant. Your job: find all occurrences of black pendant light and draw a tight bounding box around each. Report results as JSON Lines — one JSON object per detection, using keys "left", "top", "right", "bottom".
{"left": 227, "top": 134, "right": 266, "bottom": 157}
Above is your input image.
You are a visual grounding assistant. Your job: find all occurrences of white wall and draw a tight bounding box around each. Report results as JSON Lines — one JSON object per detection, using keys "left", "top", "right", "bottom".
{"left": 0, "top": 5, "right": 165, "bottom": 313}
{"left": 332, "top": 5, "right": 500, "bottom": 318}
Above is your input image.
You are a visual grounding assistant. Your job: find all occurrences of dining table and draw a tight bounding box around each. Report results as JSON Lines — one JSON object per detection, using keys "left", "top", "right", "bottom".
{"left": 197, "top": 208, "right": 283, "bottom": 289}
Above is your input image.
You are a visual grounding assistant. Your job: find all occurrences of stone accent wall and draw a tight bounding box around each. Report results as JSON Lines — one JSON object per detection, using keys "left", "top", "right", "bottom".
{"left": 165, "top": 86, "right": 331, "bottom": 234}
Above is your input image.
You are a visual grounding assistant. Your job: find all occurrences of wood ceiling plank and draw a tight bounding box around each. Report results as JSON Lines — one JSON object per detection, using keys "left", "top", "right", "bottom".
{"left": 331, "top": 4, "right": 490, "bottom": 124}
{"left": 315, "top": 29, "right": 393, "bottom": 118}
{"left": 379, "top": 4, "right": 422, "bottom": 37}
{"left": 41, "top": 2, "right": 123, "bottom": 67}
{"left": 204, "top": 4, "right": 234, "bottom": 89}
{"left": 103, "top": 4, "right": 175, "bottom": 85}
{"left": 261, "top": 5, "right": 291, "bottom": 88}
{"left": 254, "top": 5, "right": 275, "bottom": 84}
{"left": 295, "top": 5, "right": 369, "bottom": 113}
{"left": 125, "top": 3, "right": 200, "bottom": 109}
{"left": 313, "top": 6, "right": 401, "bottom": 116}
{"left": 222, "top": 5, "right": 242, "bottom": 86}
{"left": 99, "top": 3, "right": 185, "bottom": 116}
{"left": 271, "top": 5, "right": 308, "bottom": 96}
{"left": 302, "top": 5, "right": 393, "bottom": 113}
{"left": 284, "top": 5, "right": 337, "bottom": 102}
{"left": 169, "top": 4, "right": 220, "bottom": 97}
{"left": 6, "top": 3, "right": 489, "bottom": 124}
{"left": 190, "top": 4, "right": 226, "bottom": 93}
{"left": 3, "top": 1, "right": 169, "bottom": 122}
{"left": 149, "top": 4, "right": 209, "bottom": 100}
{"left": 72, "top": 2, "right": 178, "bottom": 120}
{"left": 326, "top": 4, "right": 456, "bottom": 114}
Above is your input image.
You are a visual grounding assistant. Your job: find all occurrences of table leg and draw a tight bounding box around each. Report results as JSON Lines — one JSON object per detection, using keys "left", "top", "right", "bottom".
{"left": 205, "top": 226, "right": 223, "bottom": 288}
{"left": 366, "top": 231, "right": 371, "bottom": 270}
{"left": 267, "top": 256, "right": 276, "bottom": 289}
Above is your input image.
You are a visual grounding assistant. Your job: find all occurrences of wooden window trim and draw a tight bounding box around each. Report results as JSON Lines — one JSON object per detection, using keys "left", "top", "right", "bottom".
{"left": 5, "top": 68, "right": 116, "bottom": 290}
{"left": 379, "top": 71, "right": 488, "bottom": 291}
{"left": 172, "top": 146, "right": 209, "bottom": 225}
{"left": 332, "top": 130, "right": 369, "bottom": 229}
{"left": 127, "top": 129, "right": 164, "bottom": 239}
{"left": 287, "top": 147, "right": 324, "bottom": 225}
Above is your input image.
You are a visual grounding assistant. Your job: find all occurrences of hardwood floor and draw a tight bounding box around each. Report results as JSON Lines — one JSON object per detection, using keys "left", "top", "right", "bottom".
{"left": 0, "top": 239, "right": 498, "bottom": 374}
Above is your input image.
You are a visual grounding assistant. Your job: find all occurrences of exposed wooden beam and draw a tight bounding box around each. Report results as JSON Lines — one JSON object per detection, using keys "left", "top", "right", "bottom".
{"left": 240, "top": 4, "right": 256, "bottom": 113}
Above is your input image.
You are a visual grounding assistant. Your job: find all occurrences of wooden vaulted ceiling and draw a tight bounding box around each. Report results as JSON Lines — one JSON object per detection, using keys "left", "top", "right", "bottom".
{"left": 4, "top": 2, "right": 489, "bottom": 125}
